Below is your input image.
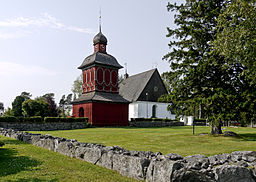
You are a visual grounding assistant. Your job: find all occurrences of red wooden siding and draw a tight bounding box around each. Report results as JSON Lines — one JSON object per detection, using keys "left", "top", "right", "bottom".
{"left": 73, "top": 102, "right": 128, "bottom": 126}
{"left": 82, "top": 66, "right": 119, "bottom": 93}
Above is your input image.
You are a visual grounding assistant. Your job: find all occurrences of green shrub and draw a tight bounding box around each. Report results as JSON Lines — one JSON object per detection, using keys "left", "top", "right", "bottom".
{"left": 44, "top": 117, "right": 60, "bottom": 123}
{"left": 131, "top": 118, "right": 177, "bottom": 122}
{"left": 23, "top": 116, "right": 43, "bottom": 123}
{"left": 0, "top": 141, "right": 4, "bottom": 147}
{"left": 0, "top": 116, "right": 88, "bottom": 124}
{"left": 194, "top": 119, "right": 207, "bottom": 122}
{"left": 44, "top": 117, "right": 88, "bottom": 123}
{"left": 163, "top": 118, "right": 173, "bottom": 122}
{"left": 194, "top": 119, "right": 207, "bottom": 126}
{"left": 0, "top": 116, "right": 19, "bottom": 123}
{"left": 17, "top": 117, "right": 24, "bottom": 123}
{"left": 86, "top": 122, "right": 92, "bottom": 128}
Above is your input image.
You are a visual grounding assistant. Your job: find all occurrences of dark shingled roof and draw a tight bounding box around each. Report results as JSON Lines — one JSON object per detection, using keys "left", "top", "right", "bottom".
{"left": 72, "top": 91, "right": 129, "bottom": 104}
{"left": 93, "top": 32, "right": 107, "bottom": 45}
{"left": 78, "top": 52, "right": 123, "bottom": 70}
{"left": 119, "top": 69, "right": 157, "bottom": 102}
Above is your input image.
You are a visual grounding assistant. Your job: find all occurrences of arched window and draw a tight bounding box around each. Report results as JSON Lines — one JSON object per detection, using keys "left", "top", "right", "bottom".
{"left": 152, "top": 105, "right": 157, "bottom": 118}
{"left": 79, "top": 107, "right": 84, "bottom": 117}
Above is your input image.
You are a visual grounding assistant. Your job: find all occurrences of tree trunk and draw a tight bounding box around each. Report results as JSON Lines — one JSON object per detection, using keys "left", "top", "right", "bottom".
{"left": 211, "top": 124, "right": 222, "bottom": 135}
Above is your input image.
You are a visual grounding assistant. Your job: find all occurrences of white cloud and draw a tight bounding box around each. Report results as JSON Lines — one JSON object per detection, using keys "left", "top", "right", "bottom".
{"left": 0, "top": 31, "right": 29, "bottom": 39}
{"left": 0, "top": 13, "right": 95, "bottom": 39}
{"left": 0, "top": 61, "right": 57, "bottom": 77}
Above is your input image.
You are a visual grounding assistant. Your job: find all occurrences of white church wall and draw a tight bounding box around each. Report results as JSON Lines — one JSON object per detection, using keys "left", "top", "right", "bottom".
{"left": 129, "top": 101, "right": 177, "bottom": 120}
{"left": 186, "top": 116, "right": 194, "bottom": 126}
{"left": 129, "top": 102, "right": 139, "bottom": 120}
{"left": 179, "top": 116, "right": 194, "bottom": 125}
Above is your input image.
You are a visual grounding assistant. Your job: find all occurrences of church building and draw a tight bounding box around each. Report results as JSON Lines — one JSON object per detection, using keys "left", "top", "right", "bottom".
{"left": 119, "top": 68, "right": 177, "bottom": 120}
{"left": 72, "top": 28, "right": 130, "bottom": 126}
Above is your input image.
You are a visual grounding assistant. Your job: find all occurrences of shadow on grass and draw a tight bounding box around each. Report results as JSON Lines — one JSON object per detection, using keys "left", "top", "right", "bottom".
{"left": 97, "top": 126, "right": 189, "bottom": 129}
{"left": 13, "top": 178, "right": 58, "bottom": 182}
{"left": 0, "top": 147, "right": 42, "bottom": 177}
{"left": 239, "top": 133, "right": 256, "bottom": 141}
{"left": 1, "top": 139, "right": 29, "bottom": 145}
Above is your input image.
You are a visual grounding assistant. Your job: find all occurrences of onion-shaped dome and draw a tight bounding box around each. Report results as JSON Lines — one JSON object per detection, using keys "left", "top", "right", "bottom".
{"left": 93, "top": 31, "right": 107, "bottom": 45}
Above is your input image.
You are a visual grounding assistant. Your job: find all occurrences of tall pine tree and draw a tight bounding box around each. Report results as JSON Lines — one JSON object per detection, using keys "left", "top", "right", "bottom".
{"left": 162, "top": 0, "right": 239, "bottom": 134}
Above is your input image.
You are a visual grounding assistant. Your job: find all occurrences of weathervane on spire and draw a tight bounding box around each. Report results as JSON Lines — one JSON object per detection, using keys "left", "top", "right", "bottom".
{"left": 124, "top": 63, "right": 127, "bottom": 74}
{"left": 124, "top": 63, "right": 129, "bottom": 79}
{"left": 99, "top": 6, "right": 102, "bottom": 32}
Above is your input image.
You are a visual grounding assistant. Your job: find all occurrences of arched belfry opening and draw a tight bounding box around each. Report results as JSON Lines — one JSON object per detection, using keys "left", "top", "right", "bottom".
{"left": 79, "top": 107, "right": 84, "bottom": 117}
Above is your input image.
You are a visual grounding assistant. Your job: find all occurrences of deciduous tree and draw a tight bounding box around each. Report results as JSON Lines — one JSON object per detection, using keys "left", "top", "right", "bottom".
{"left": 59, "top": 94, "right": 72, "bottom": 117}
{"left": 22, "top": 98, "right": 49, "bottom": 117}
{"left": 42, "top": 93, "right": 58, "bottom": 117}
{"left": 213, "top": 0, "right": 256, "bottom": 126}
{"left": 12, "top": 92, "right": 31, "bottom": 117}
{"left": 72, "top": 74, "right": 83, "bottom": 100}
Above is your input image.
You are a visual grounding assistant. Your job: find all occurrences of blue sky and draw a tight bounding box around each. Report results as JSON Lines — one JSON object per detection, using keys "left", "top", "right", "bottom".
{"left": 0, "top": 0, "right": 176, "bottom": 109}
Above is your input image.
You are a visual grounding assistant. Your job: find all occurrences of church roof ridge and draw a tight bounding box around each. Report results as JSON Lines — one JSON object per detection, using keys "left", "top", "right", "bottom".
{"left": 78, "top": 51, "right": 123, "bottom": 69}
{"left": 119, "top": 68, "right": 157, "bottom": 102}
{"left": 72, "top": 91, "right": 129, "bottom": 104}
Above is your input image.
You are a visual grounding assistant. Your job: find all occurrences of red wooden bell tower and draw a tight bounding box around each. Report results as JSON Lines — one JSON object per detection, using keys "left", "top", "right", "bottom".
{"left": 72, "top": 29, "right": 129, "bottom": 126}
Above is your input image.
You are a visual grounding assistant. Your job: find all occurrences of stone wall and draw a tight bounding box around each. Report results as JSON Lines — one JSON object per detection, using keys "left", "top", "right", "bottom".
{"left": 0, "top": 127, "right": 256, "bottom": 182}
{"left": 0, "top": 122, "right": 87, "bottom": 131}
{"left": 129, "top": 121, "right": 184, "bottom": 127}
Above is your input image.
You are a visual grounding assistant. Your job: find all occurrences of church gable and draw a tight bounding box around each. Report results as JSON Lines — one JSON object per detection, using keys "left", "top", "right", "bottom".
{"left": 119, "top": 69, "right": 168, "bottom": 102}
{"left": 137, "top": 69, "right": 168, "bottom": 102}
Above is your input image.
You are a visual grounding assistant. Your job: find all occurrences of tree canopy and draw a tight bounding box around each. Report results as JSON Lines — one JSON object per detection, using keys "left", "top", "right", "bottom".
{"left": 22, "top": 98, "right": 49, "bottom": 117}
{"left": 162, "top": 0, "right": 255, "bottom": 134}
{"left": 59, "top": 94, "right": 73, "bottom": 117}
{"left": 0, "top": 102, "right": 4, "bottom": 111}
{"left": 7, "top": 92, "right": 60, "bottom": 118}
{"left": 72, "top": 74, "right": 83, "bottom": 100}
{"left": 12, "top": 92, "right": 31, "bottom": 117}
{"left": 213, "top": 0, "right": 256, "bottom": 125}
{"left": 214, "top": 0, "right": 256, "bottom": 77}
{"left": 42, "top": 93, "right": 58, "bottom": 117}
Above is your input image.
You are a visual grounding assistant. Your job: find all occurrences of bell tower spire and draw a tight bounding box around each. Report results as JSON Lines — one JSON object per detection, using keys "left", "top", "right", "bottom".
{"left": 99, "top": 7, "right": 102, "bottom": 33}
{"left": 73, "top": 10, "right": 129, "bottom": 126}
{"left": 93, "top": 8, "right": 107, "bottom": 53}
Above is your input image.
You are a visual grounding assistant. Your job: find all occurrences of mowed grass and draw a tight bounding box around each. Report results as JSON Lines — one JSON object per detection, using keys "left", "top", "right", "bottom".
{"left": 32, "top": 126, "right": 256, "bottom": 156}
{"left": 0, "top": 136, "right": 137, "bottom": 182}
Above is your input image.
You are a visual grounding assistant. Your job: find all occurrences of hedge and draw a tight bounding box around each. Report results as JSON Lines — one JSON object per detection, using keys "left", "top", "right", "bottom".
{"left": 194, "top": 119, "right": 207, "bottom": 126}
{"left": 0, "top": 141, "right": 4, "bottom": 147}
{"left": 0, "top": 116, "right": 88, "bottom": 123}
{"left": 23, "top": 116, "right": 43, "bottom": 123}
{"left": 44, "top": 117, "right": 88, "bottom": 123}
{"left": 130, "top": 118, "right": 178, "bottom": 122}
{"left": 0, "top": 116, "right": 19, "bottom": 123}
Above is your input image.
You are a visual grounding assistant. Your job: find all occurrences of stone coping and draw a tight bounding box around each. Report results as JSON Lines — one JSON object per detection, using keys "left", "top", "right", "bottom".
{"left": 0, "top": 122, "right": 87, "bottom": 131}
{"left": 0, "top": 127, "right": 256, "bottom": 182}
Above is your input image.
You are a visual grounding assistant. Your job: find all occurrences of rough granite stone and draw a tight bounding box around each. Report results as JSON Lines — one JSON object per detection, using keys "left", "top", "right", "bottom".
{"left": 171, "top": 168, "right": 215, "bottom": 182}
{"left": 146, "top": 158, "right": 184, "bottom": 182}
{"left": 184, "top": 154, "right": 209, "bottom": 170}
{"left": 1, "top": 127, "right": 256, "bottom": 182}
{"left": 214, "top": 165, "right": 255, "bottom": 182}
{"left": 231, "top": 151, "right": 256, "bottom": 163}
{"left": 209, "top": 154, "right": 230, "bottom": 166}
{"left": 113, "top": 154, "right": 150, "bottom": 180}
{"left": 56, "top": 141, "right": 76, "bottom": 157}
{"left": 96, "top": 149, "right": 114, "bottom": 169}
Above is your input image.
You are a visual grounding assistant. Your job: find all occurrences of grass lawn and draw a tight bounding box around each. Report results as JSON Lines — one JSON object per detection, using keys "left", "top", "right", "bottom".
{"left": 32, "top": 126, "right": 256, "bottom": 156}
{"left": 0, "top": 136, "right": 137, "bottom": 182}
